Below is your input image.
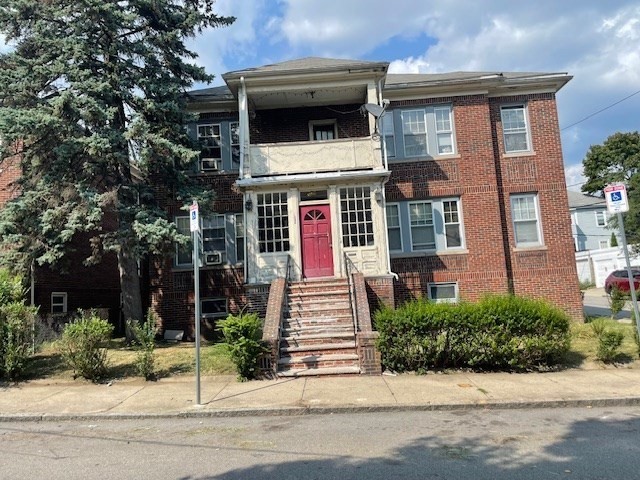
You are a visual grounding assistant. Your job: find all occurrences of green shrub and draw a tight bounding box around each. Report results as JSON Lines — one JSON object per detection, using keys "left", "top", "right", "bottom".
{"left": 0, "top": 302, "right": 37, "bottom": 380}
{"left": 596, "top": 330, "right": 624, "bottom": 362}
{"left": 219, "top": 313, "right": 267, "bottom": 381}
{"left": 608, "top": 285, "right": 627, "bottom": 318}
{"left": 58, "top": 311, "right": 113, "bottom": 381}
{"left": 127, "top": 311, "right": 158, "bottom": 380}
{"left": 589, "top": 318, "right": 608, "bottom": 338}
{"left": 374, "top": 295, "right": 570, "bottom": 373}
{"left": 0, "top": 269, "right": 24, "bottom": 306}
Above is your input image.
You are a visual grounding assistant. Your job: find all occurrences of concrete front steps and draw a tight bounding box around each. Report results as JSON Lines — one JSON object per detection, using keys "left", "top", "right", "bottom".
{"left": 277, "top": 278, "right": 360, "bottom": 377}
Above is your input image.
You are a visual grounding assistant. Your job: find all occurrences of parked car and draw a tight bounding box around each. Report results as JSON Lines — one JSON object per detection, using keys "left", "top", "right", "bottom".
{"left": 604, "top": 268, "right": 640, "bottom": 294}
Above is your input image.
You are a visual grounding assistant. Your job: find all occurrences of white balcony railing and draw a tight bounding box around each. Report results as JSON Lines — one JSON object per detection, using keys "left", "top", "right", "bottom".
{"left": 246, "top": 137, "right": 382, "bottom": 177}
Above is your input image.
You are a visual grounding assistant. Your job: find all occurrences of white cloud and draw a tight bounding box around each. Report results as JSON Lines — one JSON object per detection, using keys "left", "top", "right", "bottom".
{"left": 565, "top": 163, "right": 586, "bottom": 192}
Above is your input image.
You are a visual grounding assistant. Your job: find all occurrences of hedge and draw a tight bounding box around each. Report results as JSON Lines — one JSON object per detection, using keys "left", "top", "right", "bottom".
{"left": 374, "top": 295, "right": 570, "bottom": 373}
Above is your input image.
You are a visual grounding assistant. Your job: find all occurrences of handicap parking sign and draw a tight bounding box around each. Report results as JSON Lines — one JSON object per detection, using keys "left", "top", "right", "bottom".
{"left": 604, "top": 183, "right": 629, "bottom": 214}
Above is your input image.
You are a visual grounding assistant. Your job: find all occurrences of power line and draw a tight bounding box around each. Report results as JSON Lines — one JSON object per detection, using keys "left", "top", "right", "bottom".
{"left": 561, "top": 88, "right": 640, "bottom": 131}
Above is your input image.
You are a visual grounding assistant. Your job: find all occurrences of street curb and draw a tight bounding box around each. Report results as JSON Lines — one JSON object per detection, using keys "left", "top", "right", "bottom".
{"left": 2, "top": 397, "right": 640, "bottom": 422}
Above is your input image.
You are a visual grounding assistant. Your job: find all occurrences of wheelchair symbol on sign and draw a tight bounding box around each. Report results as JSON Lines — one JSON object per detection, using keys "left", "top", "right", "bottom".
{"left": 610, "top": 192, "right": 622, "bottom": 202}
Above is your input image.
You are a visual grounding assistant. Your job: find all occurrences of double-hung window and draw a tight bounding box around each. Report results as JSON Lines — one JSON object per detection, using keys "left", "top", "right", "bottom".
{"left": 381, "top": 114, "right": 396, "bottom": 158}
{"left": 501, "top": 105, "right": 530, "bottom": 153}
{"left": 511, "top": 194, "right": 542, "bottom": 247}
{"left": 409, "top": 202, "right": 436, "bottom": 250}
{"left": 175, "top": 217, "right": 192, "bottom": 267}
{"left": 402, "top": 110, "right": 428, "bottom": 157}
{"left": 235, "top": 213, "right": 245, "bottom": 262}
{"left": 386, "top": 203, "right": 402, "bottom": 251}
{"left": 175, "top": 213, "right": 244, "bottom": 267}
{"left": 595, "top": 210, "right": 607, "bottom": 227}
{"left": 230, "top": 122, "right": 240, "bottom": 167}
{"left": 202, "top": 215, "right": 226, "bottom": 258}
{"left": 443, "top": 200, "right": 462, "bottom": 248}
{"left": 389, "top": 198, "right": 464, "bottom": 253}
{"left": 434, "top": 106, "right": 454, "bottom": 154}
{"left": 198, "top": 124, "right": 222, "bottom": 171}
{"left": 399, "top": 105, "right": 454, "bottom": 158}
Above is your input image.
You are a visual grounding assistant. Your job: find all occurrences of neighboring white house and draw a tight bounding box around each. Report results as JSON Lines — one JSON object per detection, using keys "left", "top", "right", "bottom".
{"left": 568, "top": 191, "right": 619, "bottom": 251}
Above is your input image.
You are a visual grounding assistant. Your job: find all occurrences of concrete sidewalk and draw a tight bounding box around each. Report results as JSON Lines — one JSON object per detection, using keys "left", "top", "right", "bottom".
{"left": 2, "top": 367, "right": 640, "bottom": 421}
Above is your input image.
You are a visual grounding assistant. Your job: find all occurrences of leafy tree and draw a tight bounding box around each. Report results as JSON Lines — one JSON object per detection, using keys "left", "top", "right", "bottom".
{"left": 0, "top": 1, "right": 234, "bottom": 331}
{"left": 582, "top": 132, "right": 640, "bottom": 245}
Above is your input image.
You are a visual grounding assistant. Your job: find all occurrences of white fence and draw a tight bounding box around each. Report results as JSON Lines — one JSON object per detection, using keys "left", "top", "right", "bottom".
{"left": 576, "top": 247, "right": 640, "bottom": 287}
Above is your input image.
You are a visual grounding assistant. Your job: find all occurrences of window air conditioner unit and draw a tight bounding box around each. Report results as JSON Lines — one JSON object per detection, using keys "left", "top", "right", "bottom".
{"left": 204, "top": 251, "right": 223, "bottom": 265}
{"left": 201, "top": 158, "right": 219, "bottom": 172}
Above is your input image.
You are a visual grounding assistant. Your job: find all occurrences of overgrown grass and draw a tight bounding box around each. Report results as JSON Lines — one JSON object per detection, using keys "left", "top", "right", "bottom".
{"left": 570, "top": 318, "right": 638, "bottom": 364}
{"left": 22, "top": 339, "right": 235, "bottom": 381}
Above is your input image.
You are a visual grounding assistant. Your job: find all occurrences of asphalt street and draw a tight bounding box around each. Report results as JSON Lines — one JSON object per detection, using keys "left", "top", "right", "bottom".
{"left": 2, "top": 407, "right": 640, "bottom": 479}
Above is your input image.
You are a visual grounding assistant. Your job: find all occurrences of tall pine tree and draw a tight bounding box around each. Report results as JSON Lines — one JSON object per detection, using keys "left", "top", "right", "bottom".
{"left": 0, "top": 1, "right": 233, "bottom": 327}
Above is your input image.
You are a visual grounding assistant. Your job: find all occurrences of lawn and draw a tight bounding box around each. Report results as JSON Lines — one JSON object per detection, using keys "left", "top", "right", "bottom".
{"left": 16, "top": 318, "right": 640, "bottom": 382}
{"left": 23, "top": 339, "right": 236, "bottom": 381}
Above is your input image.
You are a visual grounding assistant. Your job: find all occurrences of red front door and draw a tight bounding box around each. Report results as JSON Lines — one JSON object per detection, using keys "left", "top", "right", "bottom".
{"left": 301, "top": 205, "right": 333, "bottom": 278}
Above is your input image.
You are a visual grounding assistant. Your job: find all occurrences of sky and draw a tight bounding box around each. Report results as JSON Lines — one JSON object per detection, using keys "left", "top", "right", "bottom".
{"left": 2, "top": 1, "right": 639, "bottom": 193}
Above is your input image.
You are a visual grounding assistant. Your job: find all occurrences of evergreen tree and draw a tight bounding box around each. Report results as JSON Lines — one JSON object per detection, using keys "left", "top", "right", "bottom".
{"left": 610, "top": 232, "right": 618, "bottom": 247}
{"left": 0, "top": 1, "right": 234, "bottom": 329}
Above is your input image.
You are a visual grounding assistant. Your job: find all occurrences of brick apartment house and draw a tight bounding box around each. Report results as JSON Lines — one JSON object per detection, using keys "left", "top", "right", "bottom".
{"left": 147, "top": 57, "right": 583, "bottom": 375}
{"left": 1, "top": 57, "right": 583, "bottom": 375}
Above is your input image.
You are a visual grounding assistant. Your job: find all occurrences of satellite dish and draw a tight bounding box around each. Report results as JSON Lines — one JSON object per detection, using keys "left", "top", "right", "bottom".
{"left": 361, "top": 103, "right": 385, "bottom": 117}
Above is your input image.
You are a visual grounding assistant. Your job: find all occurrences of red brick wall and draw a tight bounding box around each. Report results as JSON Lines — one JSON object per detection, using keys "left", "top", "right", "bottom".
{"left": 251, "top": 104, "right": 369, "bottom": 144}
{"left": 384, "top": 93, "right": 582, "bottom": 320}
{"left": 0, "top": 155, "right": 21, "bottom": 208}
{"left": 489, "top": 94, "right": 582, "bottom": 320}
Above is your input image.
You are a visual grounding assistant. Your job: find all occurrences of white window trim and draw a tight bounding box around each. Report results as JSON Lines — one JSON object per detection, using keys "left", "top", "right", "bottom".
{"left": 201, "top": 297, "right": 228, "bottom": 319}
{"left": 381, "top": 113, "right": 395, "bottom": 158}
{"left": 198, "top": 123, "right": 222, "bottom": 172}
{"left": 434, "top": 106, "right": 454, "bottom": 155}
{"left": 408, "top": 200, "right": 435, "bottom": 252}
{"left": 427, "top": 282, "right": 459, "bottom": 303}
{"left": 500, "top": 104, "right": 532, "bottom": 154}
{"left": 511, "top": 193, "right": 543, "bottom": 248}
{"left": 51, "top": 292, "right": 68, "bottom": 314}
{"left": 595, "top": 210, "right": 607, "bottom": 227}
{"left": 386, "top": 203, "right": 403, "bottom": 252}
{"left": 309, "top": 119, "right": 338, "bottom": 141}
{"left": 229, "top": 121, "right": 240, "bottom": 167}
{"left": 234, "top": 212, "right": 245, "bottom": 264}
{"left": 442, "top": 198, "right": 465, "bottom": 250}
{"left": 175, "top": 216, "right": 192, "bottom": 267}
{"left": 401, "top": 109, "right": 428, "bottom": 158}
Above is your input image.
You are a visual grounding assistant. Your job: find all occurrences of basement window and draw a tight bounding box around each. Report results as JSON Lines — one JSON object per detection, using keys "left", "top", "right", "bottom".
{"left": 51, "top": 292, "right": 68, "bottom": 314}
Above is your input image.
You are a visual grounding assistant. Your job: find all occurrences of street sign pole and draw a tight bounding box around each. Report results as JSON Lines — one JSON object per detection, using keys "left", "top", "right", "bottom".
{"left": 617, "top": 212, "right": 640, "bottom": 338}
{"left": 604, "top": 183, "right": 640, "bottom": 336}
{"left": 190, "top": 202, "right": 201, "bottom": 406}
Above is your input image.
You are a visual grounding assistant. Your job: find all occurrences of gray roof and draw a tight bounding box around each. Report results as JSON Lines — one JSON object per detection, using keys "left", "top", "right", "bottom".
{"left": 186, "top": 84, "right": 233, "bottom": 100}
{"left": 385, "top": 71, "right": 569, "bottom": 87}
{"left": 224, "top": 57, "right": 389, "bottom": 78}
{"left": 567, "top": 191, "right": 606, "bottom": 209}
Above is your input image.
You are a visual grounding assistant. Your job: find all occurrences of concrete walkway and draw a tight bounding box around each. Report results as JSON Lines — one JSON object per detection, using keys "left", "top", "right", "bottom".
{"left": 2, "top": 366, "right": 640, "bottom": 421}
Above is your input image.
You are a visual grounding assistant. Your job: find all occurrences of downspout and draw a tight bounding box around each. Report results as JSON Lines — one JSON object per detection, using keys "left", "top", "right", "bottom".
{"left": 240, "top": 76, "right": 249, "bottom": 283}
{"left": 378, "top": 79, "right": 397, "bottom": 279}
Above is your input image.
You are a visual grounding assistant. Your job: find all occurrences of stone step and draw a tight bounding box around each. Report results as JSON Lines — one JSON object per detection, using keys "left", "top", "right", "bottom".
{"left": 288, "top": 279, "right": 349, "bottom": 291}
{"left": 282, "top": 318, "right": 354, "bottom": 331}
{"left": 277, "top": 365, "right": 361, "bottom": 377}
{"left": 285, "top": 305, "right": 352, "bottom": 317}
{"left": 281, "top": 325, "right": 354, "bottom": 336}
{"left": 278, "top": 353, "right": 360, "bottom": 372}
{"left": 280, "top": 342, "right": 357, "bottom": 356}
{"left": 287, "top": 291, "right": 351, "bottom": 304}
{"left": 280, "top": 333, "right": 355, "bottom": 349}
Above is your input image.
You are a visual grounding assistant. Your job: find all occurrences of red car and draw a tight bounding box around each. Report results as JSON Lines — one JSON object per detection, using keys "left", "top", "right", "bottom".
{"left": 604, "top": 268, "right": 640, "bottom": 294}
